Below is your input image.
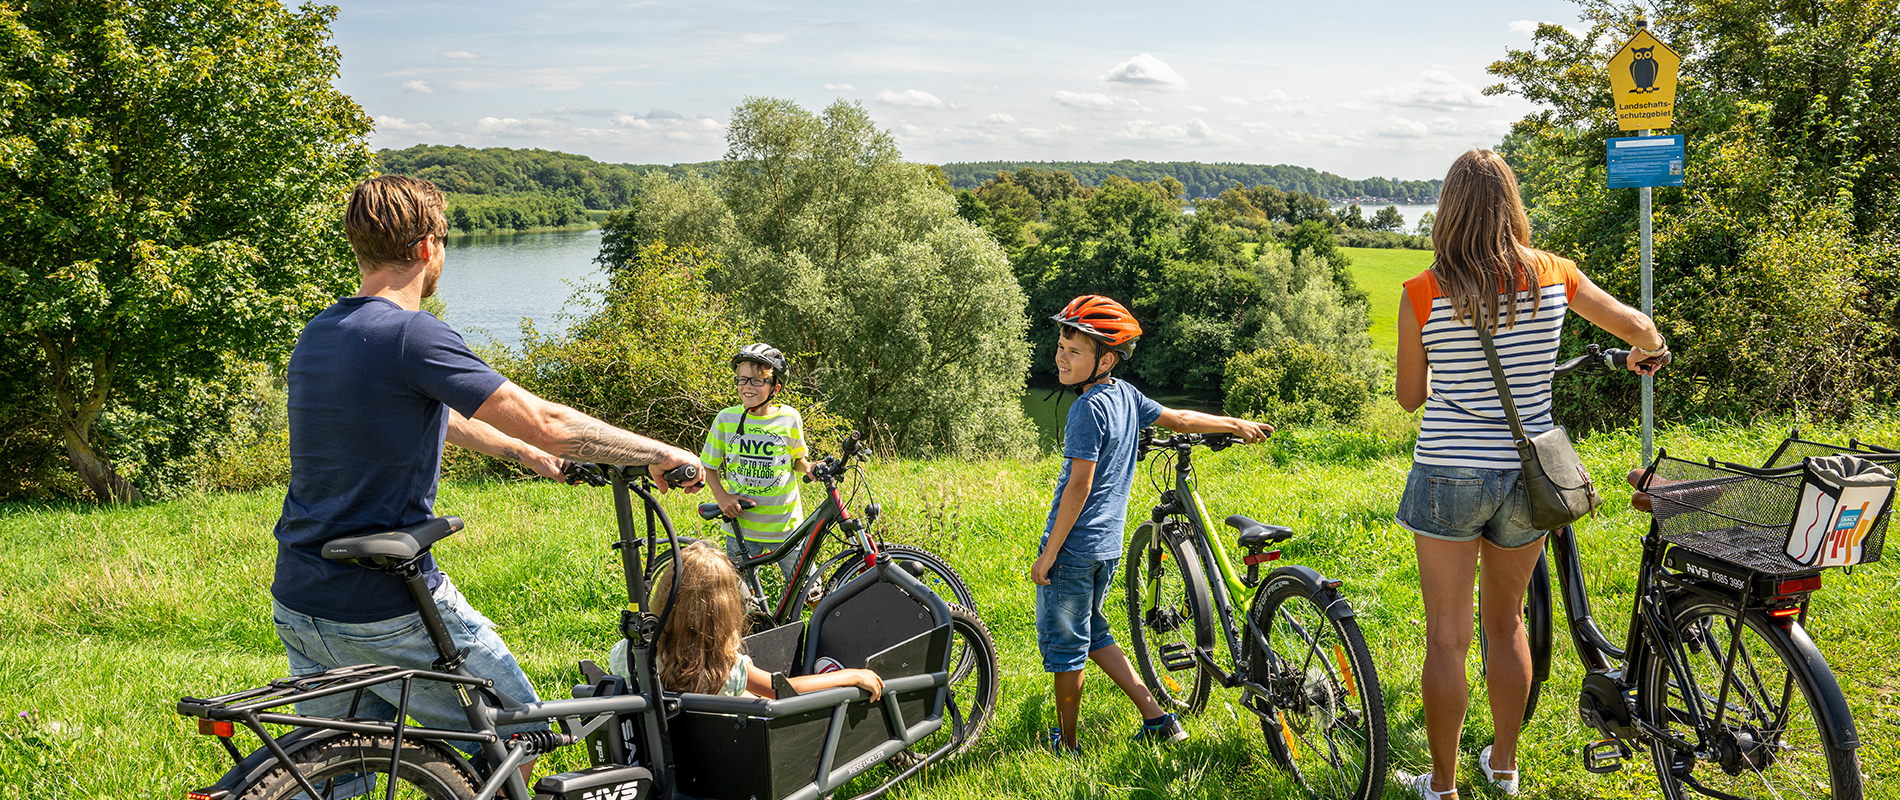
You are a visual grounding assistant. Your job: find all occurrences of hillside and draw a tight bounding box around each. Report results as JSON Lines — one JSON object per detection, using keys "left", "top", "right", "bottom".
{"left": 939, "top": 160, "right": 1439, "bottom": 201}
{"left": 375, "top": 145, "right": 714, "bottom": 210}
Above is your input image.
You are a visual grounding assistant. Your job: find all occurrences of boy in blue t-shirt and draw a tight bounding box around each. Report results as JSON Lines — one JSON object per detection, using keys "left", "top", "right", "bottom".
{"left": 1033, "top": 295, "right": 1270, "bottom": 754}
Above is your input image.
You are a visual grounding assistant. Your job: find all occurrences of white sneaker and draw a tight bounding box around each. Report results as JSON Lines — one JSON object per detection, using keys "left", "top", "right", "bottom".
{"left": 1478, "top": 745, "right": 1520, "bottom": 795}
{"left": 1393, "top": 769, "right": 1458, "bottom": 800}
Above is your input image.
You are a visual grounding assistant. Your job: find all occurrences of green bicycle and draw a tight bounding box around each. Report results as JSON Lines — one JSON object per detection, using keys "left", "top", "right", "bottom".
{"left": 1125, "top": 428, "right": 1389, "bottom": 800}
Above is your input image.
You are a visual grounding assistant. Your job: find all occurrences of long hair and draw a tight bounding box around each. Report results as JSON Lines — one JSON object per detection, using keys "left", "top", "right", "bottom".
{"left": 650, "top": 541, "right": 746, "bottom": 695}
{"left": 1431, "top": 149, "right": 1538, "bottom": 333}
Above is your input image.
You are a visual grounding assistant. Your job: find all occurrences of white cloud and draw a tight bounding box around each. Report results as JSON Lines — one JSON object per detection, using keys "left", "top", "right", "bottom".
{"left": 875, "top": 89, "right": 949, "bottom": 109}
{"left": 886, "top": 120, "right": 997, "bottom": 145}
{"left": 474, "top": 117, "right": 561, "bottom": 137}
{"left": 1375, "top": 115, "right": 1461, "bottom": 139}
{"left": 401, "top": 80, "right": 436, "bottom": 94}
{"left": 1508, "top": 19, "right": 1542, "bottom": 36}
{"left": 376, "top": 116, "right": 436, "bottom": 134}
{"left": 439, "top": 51, "right": 479, "bottom": 60}
{"left": 1183, "top": 104, "right": 1208, "bottom": 112}
{"left": 1052, "top": 90, "right": 1143, "bottom": 111}
{"left": 823, "top": 83, "right": 857, "bottom": 91}
{"left": 1220, "top": 96, "right": 1250, "bottom": 105}
{"left": 1018, "top": 124, "right": 1074, "bottom": 144}
{"left": 1101, "top": 53, "right": 1189, "bottom": 91}
{"left": 985, "top": 112, "right": 1017, "bottom": 123}
{"left": 613, "top": 110, "right": 723, "bottom": 134}
{"left": 1114, "top": 117, "right": 1237, "bottom": 145}
{"left": 1366, "top": 70, "right": 1502, "bottom": 111}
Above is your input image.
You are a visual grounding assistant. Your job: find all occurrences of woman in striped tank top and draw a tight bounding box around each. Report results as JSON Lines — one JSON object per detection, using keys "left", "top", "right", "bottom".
{"left": 1391, "top": 150, "right": 1668, "bottom": 800}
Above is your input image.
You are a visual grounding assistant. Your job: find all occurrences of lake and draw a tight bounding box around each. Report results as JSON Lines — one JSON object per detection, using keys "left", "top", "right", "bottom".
{"left": 1335, "top": 202, "right": 1437, "bottom": 233}
{"left": 435, "top": 228, "right": 604, "bottom": 350}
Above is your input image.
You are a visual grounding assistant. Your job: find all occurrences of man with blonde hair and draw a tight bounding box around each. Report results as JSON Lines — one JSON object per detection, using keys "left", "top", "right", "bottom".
{"left": 269, "top": 175, "right": 702, "bottom": 780}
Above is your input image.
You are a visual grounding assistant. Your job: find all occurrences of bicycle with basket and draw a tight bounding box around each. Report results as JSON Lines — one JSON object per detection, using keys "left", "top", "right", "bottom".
{"left": 173, "top": 458, "right": 999, "bottom": 800}
{"left": 1506, "top": 345, "right": 1887, "bottom": 799}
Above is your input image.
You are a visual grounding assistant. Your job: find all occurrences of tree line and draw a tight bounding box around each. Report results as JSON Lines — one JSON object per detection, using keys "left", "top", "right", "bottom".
{"left": 939, "top": 160, "right": 1440, "bottom": 202}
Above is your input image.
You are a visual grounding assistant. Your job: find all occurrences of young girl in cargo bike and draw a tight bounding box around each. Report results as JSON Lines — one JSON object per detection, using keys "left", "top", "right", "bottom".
{"left": 615, "top": 541, "right": 885, "bottom": 699}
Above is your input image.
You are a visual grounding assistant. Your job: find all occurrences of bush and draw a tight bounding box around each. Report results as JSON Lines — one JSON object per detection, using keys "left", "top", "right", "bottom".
{"left": 480, "top": 241, "right": 848, "bottom": 474}
{"left": 1335, "top": 228, "right": 1430, "bottom": 250}
{"left": 1222, "top": 341, "right": 1370, "bottom": 426}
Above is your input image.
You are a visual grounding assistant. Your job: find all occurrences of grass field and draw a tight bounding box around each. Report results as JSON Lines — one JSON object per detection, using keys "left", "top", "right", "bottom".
{"left": 5, "top": 417, "right": 1900, "bottom": 798}
{"left": 1342, "top": 246, "right": 1432, "bottom": 354}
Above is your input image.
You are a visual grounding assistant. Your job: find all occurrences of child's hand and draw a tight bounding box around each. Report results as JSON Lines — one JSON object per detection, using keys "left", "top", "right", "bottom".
{"left": 849, "top": 669, "right": 884, "bottom": 701}
{"left": 718, "top": 496, "right": 747, "bottom": 519}
{"left": 1030, "top": 554, "right": 1055, "bottom": 585}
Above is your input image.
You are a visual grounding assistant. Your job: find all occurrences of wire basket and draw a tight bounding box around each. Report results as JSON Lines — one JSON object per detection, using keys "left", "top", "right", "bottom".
{"left": 1642, "top": 452, "right": 1889, "bottom": 576}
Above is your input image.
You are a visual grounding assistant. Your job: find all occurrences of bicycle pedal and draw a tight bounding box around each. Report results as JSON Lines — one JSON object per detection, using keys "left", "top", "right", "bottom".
{"left": 1583, "top": 738, "right": 1627, "bottom": 774}
{"left": 1159, "top": 643, "right": 1197, "bottom": 672}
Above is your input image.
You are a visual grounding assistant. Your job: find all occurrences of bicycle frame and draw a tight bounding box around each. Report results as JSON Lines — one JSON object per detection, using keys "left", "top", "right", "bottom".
{"left": 699, "top": 464, "right": 880, "bottom": 628}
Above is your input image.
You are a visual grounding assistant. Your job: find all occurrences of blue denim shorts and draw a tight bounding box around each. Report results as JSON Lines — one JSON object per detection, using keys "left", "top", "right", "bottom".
{"left": 1396, "top": 463, "right": 1546, "bottom": 549}
{"left": 1036, "top": 552, "right": 1119, "bottom": 673}
{"left": 271, "top": 574, "right": 546, "bottom": 748}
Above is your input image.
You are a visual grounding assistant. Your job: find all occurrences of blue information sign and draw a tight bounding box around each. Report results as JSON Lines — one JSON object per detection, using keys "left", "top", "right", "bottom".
{"left": 1607, "top": 135, "right": 1685, "bottom": 189}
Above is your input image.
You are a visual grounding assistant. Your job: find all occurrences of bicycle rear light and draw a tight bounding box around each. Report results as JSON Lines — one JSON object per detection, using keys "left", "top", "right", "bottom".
{"left": 1775, "top": 575, "right": 1823, "bottom": 596}
{"left": 185, "top": 790, "right": 229, "bottom": 800}
{"left": 1769, "top": 605, "right": 1803, "bottom": 618}
{"left": 195, "top": 719, "right": 234, "bottom": 738}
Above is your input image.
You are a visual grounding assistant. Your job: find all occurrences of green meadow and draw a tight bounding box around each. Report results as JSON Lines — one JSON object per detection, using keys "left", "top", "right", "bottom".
{"left": 1342, "top": 246, "right": 1432, "bottom": 355}
{"left": 5, "top": 416, "right": 1900, "bottom": 798}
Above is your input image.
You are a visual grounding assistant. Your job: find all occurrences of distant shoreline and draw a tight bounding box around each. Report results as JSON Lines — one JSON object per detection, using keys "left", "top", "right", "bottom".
{"left": 444, "top": 222, "right": 602, "bottom": 237}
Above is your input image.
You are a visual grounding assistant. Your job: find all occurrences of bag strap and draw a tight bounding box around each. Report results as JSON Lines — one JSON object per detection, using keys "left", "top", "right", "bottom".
{"left": 1476, "top": 327, "right": 1530, "bottom": 444}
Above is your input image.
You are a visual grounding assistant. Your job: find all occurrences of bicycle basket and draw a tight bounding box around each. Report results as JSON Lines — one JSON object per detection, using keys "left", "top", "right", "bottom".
{"left": 1761, "top": 433, "right": 1900, "bottom": 469}
{"left": 1642, "top": 453, "right": 1890, "bottom": 575}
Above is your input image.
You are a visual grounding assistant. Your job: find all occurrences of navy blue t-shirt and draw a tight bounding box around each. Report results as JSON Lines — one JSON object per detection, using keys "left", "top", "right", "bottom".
{"left": 271, "top": 297, "right": 508, "bottom": 623}
{"left": 1043, "top": 379, "right": 1164, "bottom": 561}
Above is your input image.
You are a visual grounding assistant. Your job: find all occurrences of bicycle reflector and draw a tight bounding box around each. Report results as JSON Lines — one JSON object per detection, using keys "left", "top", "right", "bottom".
{"left": 1775, "top": 575, "right": 1823, "bottom": 596}
{"left": 196, "top": 719, "right": 234, "bottom": 738}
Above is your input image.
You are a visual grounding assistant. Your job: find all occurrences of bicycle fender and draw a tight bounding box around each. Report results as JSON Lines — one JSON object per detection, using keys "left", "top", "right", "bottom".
{"left": 1258, "top": 565, "right": 1357, "bottom": 621}
{"left": 202, "top": 726, "right": 483, "bottom": 795}
{"left": 1780, "top": 617, "right": 1861, "bottom": 749}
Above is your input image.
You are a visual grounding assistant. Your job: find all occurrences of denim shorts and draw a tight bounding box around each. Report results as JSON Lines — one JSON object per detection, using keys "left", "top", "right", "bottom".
{"left": 271, "top": 573, "right": 546, "bottom": 749}
{"left": 1396, "top": 463, "right": 1547, "bottom": 549}
{"left": 1036, "top": 552, "right": 1119, "bottom": 673}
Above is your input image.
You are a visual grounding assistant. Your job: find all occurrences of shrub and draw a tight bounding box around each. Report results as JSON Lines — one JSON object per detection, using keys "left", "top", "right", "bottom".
{"left": 1222, "top": 341, "right": 1370, "bottom": 426}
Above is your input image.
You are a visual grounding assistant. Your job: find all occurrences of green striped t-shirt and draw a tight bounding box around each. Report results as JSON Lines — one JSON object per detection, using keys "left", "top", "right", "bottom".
{"left": 700, "top": 405, "right": 807, "bottom": 542}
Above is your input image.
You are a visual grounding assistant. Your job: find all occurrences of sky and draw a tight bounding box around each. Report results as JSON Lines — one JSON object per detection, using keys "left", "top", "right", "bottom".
{"left": 333, "top": 0, "right": 1592, "bottom": 181}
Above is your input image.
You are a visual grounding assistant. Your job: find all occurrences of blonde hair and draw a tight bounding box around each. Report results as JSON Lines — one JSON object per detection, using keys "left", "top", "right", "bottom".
{"left": 345, "top": 175, "right": 447, "bottom": 268}
{"left": 650, "top": 541, "right": 746, "bottom": 695}
{"left": 1431, "top": 149, "right": 1539, "bottom": 333}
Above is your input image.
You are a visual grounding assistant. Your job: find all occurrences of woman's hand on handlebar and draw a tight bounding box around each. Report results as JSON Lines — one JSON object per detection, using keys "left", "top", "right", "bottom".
{"left": 1627, "top": 348, "right": 1671, "bottom": 378}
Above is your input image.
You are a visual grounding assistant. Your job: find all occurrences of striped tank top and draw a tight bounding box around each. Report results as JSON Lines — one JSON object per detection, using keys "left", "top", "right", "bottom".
{"left": 699, "top": 405, "right": 808, "bottom": 542}
{"left": 1403, "top": 251, "right": 1583, "bottom": 470}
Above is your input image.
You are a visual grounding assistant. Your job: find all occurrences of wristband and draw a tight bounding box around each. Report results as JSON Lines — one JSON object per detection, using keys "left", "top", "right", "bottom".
{"left": 1633, "top": 340, "right": 1668, "bottom": 358}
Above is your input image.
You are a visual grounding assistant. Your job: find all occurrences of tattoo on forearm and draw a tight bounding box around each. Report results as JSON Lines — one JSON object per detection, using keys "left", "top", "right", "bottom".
{"left": 499, "top": 446, "right": 525, "bottom": 464}
{"left": 558, "top": 419, "right": 669, "bottom": 465}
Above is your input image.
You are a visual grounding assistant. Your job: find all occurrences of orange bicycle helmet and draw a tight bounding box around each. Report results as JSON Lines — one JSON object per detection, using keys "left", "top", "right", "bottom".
{"left": 1051, "top": 295, "right": 1142, "bottom": 358}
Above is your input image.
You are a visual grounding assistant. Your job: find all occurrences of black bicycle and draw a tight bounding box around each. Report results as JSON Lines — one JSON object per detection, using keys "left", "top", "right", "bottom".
{"left": 175, "top": 463, "right": 999, "bottom": 800}
{"left": 621, "top": 432, "right": 978, "bottom": 634}
{"left": 1125, "top": 429, "right": 1388, "bottom": 800}
{"left": 1505, "top": 345, "right": 1871, "bottom": 799}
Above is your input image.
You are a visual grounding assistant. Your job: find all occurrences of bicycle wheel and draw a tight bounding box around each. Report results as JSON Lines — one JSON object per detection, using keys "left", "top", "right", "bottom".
{"left": 1245, "top": 573, "right": 1388, "bottom": 800}
{"left": 1639, "top": 596, "right": 1862, "bottom": 800}
{"left": 236, "top": 733, "right": 478, "bottom": 799}
{"left": 898, "top": 603, "right": 1000, "bottom": 764}
{"left": 827, "top": 543, "right": 979, "bottom": 616}
{"left": 1124, "top": 521, "right": 1214, "bottom": 714}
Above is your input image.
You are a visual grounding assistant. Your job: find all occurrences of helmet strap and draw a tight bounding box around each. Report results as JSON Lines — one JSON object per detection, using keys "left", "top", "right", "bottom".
{"left": 739, "top": 383, "right": 781, "bottom": 437}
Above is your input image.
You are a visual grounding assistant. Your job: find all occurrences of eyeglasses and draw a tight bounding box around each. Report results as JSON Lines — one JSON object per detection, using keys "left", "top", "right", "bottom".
{"left": 734, "top": 376, "right": 774, "bottom": 388}
{"left": 407, "top": 230, "right": 446, "bottom": 249}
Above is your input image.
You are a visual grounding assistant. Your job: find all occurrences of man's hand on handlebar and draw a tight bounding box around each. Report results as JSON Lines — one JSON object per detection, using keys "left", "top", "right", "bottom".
{"left": 649, "top": 454, "right": 704, "bottom": 494}
{"left": 525, "top": 451, "right": 567, "bottom": 481}
{"left": 1228, "top": 418, "right": 1273, "bottom": 444}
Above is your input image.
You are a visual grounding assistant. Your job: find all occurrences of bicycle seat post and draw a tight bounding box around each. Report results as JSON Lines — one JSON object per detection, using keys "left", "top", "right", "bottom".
{"left": 394, "top": 559, "right": 466, "bottom": 673}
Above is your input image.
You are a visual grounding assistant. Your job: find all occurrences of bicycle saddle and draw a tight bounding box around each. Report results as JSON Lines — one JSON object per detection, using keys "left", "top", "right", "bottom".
{"left": 1225, "top": 515, "right": 1293, "bottom": 547}
{"left": 697, "top": 498, "right": 757, "bottom": 520}
{"left": 322, "top": 517, "right": 464, "bottom": 566}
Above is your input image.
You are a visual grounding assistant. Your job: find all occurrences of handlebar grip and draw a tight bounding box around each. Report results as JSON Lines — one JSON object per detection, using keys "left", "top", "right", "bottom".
{"left": 661, "top": 463, "right": 700, "bottom": 488}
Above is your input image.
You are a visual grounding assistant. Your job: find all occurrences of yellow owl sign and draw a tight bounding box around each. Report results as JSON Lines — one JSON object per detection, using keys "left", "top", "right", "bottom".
{"left": 1608, "top": 28, "right": 1680, "bottom": 130}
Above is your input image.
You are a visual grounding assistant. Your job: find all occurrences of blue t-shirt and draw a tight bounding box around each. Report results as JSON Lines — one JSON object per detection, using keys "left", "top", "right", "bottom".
{"left": 1043, "top": 380, "right": 1164, "bottom": 561}
{"left": 271, "top": 297, "right": 508, "bottom": 623}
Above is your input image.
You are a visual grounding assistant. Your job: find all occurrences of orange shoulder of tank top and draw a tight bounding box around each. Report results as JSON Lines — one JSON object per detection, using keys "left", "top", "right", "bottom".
{"left": 1527, "top": 249, "right": 1584, "bottom": 302}
{"left": 1401, "top": 268, "right": 1439, "bottom": 329}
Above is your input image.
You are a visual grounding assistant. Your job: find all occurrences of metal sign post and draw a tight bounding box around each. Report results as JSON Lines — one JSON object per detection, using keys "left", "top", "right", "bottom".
{"left": 1607, "top": 18, "right": 1680, "bottom": 464}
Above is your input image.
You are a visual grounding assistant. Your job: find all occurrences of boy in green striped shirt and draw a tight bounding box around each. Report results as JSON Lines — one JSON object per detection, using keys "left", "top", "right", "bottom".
{"left": 701, "top": 344, "right": 813, "bottom": 584}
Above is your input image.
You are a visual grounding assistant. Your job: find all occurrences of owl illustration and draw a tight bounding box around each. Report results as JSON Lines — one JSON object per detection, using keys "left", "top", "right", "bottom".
{"left": 1630, "top": 46, "right": 1659, "bottom": 93}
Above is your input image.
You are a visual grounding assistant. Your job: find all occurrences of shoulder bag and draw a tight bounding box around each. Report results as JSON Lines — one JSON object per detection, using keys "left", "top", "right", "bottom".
{"left": 1477, "top": 328, "right": 1601, "bottom": 530}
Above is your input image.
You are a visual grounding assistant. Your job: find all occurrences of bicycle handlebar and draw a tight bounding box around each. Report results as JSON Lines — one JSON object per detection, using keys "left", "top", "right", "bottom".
{"left": 805, "top": 431, "right": 869, "bottom": 484}
{"left": 1552, "top": 344, "right": 1672, "bottom": 378}
{"left": 1138, "top": 428, "right": 1244, "bottom": 456}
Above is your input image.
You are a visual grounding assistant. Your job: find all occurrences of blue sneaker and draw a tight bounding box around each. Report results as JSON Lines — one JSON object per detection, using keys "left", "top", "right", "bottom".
{"left": 1132, "top": 713, "right": 1188, "bottom": 744}
{"left": 1044, "top": 726, "right": 1082, "bottom": 756}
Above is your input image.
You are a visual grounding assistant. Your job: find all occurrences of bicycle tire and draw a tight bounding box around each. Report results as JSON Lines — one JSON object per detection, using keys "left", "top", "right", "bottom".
{"left": 896, "top": 603, "right": 999, "bottom": 764}
{"left": 235, "top": 732, "right": 478, "bottom": 799}
{"left": 1124, "top": 521, "right": 1214, "bottom": 714}
{"left": 1639, "top": 595, "right": 1862, "bottom": 800}
{"left": 1246, "top": 572, "right": 1388, "bottom": 800}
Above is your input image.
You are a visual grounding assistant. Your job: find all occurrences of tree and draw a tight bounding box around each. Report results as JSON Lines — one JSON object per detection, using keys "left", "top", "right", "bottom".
{"left": 1371, "top": 205, "right": 1406, "bottom": 232}
{"left": 1414, "top": 211, "right": 1436, "bottom": 237}
{"left": 605, "top": 98, "right": 1032, "bottom": 456}
{"left": 0, "top": 0, "right": 373, "bottom": 501}
{"left": 1338, "top": 203, "right": 1368, "bottom": 229}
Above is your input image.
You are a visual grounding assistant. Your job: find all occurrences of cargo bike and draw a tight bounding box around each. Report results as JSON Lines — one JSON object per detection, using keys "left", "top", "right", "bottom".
{"left": 174, "top": 457, "right": 999, "bottom": 800}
